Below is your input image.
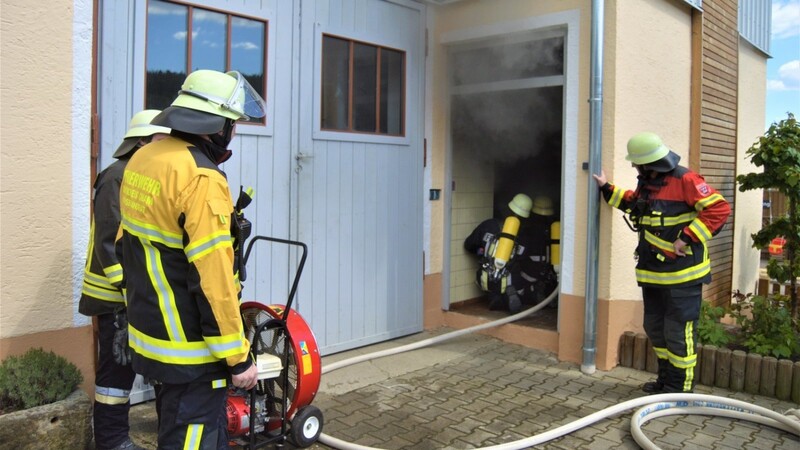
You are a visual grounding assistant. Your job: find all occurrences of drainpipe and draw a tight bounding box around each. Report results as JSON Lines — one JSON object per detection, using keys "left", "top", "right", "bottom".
{"left": 582, "top": 0, "right": 605, "bottom": 375}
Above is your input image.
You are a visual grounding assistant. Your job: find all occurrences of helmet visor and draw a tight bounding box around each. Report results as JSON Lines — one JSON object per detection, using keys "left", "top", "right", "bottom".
{"left": 227, "top": 71, "right": 266, "bottom": 120}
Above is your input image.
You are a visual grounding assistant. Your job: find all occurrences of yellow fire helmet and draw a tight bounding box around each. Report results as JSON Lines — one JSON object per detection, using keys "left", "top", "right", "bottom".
{"left": 625, "top": 132, "right": 671, "bottom": 165}
{"left": 508, "top": 193, "right": 532, "bottom": 218}
{"left": 113, "top": 109, "right": 171, "bottom": 158}
{"left": 152, "top": 70, "right": 266, "bottom": 135}
{"left": 531, "top": 196, "right": 554, "bottom": 217}
{"left": 174, "top": 70, "right": 265, "bottom": 121}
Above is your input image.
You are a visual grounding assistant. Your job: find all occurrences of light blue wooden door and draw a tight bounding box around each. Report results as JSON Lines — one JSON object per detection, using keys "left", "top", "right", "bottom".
{"left": 293, "top": 0, "right": 425, "bottom": 354}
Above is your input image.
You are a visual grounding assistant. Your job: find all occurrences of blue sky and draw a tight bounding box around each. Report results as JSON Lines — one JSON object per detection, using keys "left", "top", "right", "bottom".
{"left": 765, "top": 0, "right": 800, "bottom": 129}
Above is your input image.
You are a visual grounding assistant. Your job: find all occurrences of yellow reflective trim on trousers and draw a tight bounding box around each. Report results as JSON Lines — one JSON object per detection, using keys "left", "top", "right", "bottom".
{"left": 652, "top": 346, "right": 669, "bottom": 360}
{"left": 95, "top": 386, "right": 130, "bottom": 405}
{"left": 185, "top": 230, "right": 232, "bottom": 263}
{"left": 695, "top": 193, "right": 725, "bottom": 210}
{"left": 683, "top": 367, "right": 694, "bottom": 391}
{"left": 183, "top": 424, "right": 204, "bottom": 450}
{"left": 212, "top": 379, "right": 227, "bottom": 389}
{"left": 204, "top": 332, "right": 249, "bottom": 359}
{"left": 635, "top": 259, "right": 710, "bottom": 285}
{"left": 82, "top": 282, "right": 125, "bottom": 303}
{"left": 121, "top": 214, "right": 183, "bottom": 249}
{"left": 688, "top": 219, "right": 712, "bottom": 243}
{"left": 95, "top": 393, "right": 130, "bottom": 405}
{"left": 667, "top": 352, "right": 697, "bottom": 368}
{"left": 667, "top": 320, "right": 697, "bottom": 370}
{"left": 638, "top": 211, "right": 697, "bottom": 227}
{"left": 609, "top": 186, "right": 624, "bottom": 208}
{"left": 142, "top": 239, "right": 186, "bottom": 342}
{"left": 129, "top": 325, "right": 220, "bottom": 365}
{"left": 643, "top": 231, "right": 693, "bottom": 255}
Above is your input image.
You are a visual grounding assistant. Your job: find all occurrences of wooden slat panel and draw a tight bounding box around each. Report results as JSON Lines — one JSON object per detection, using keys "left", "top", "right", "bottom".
{"left": 699, "top": 0, "right": 738, "bottom": 305}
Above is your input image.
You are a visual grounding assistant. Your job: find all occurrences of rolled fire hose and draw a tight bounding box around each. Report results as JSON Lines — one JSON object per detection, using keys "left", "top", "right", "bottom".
{"left": 317, "top": 285, "right": 800, "bottom": 450}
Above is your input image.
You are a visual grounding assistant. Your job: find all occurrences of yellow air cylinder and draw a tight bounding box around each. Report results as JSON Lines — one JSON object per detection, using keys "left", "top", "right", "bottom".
{"left": 550, "top": 221, "right": 561, "bottom": 266}
{"left": 493, "top": 216, "right": 520, "bottom": 270}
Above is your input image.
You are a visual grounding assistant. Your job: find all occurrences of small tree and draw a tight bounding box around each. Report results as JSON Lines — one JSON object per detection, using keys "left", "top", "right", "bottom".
{"left": 736, "top": 113, "right": 800, "bottom": 324}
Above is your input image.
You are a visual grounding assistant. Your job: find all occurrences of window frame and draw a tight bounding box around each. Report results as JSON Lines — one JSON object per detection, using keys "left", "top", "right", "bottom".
{"left": 313, "top": 26, "right": 410, "bottom": 146}
{"left": 143, "top": 0, "right": 274, "bottom": 136}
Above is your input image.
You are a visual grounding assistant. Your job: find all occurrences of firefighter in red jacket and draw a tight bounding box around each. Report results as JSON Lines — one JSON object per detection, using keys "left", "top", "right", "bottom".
{"left": 80, "top": 109, "right": 170, "bottom": 450}
{"left": 118, "top": 69, "right": 264, "bottom": 449}
{"left": 593, "top": 132, "right": 731, "bottom": 394}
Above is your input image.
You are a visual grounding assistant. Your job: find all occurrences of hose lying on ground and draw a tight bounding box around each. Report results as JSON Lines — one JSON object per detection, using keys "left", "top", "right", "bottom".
{"left": 317, "top": 285, "right": 800, "bottom": 450}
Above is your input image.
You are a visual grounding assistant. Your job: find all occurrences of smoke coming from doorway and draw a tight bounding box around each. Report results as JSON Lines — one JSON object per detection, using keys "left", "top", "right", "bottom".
{"left": 451, "top": 36, "right": 564, "bottom": 164}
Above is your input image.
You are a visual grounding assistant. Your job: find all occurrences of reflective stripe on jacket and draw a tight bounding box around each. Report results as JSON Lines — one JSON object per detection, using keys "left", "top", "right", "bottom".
{"left": 601, "top": 165, "right": 731, "bottom": 288}
{"left": 119, "top": 136, "right": 250, "bottom": 384}
{"left": 79, "top": 159, "right": 127, "bottom": 316}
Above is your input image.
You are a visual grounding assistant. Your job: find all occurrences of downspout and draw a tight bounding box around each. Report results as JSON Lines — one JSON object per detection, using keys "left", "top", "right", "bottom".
{"left": 582, "top": 0, "right": 604, "bottom": 375}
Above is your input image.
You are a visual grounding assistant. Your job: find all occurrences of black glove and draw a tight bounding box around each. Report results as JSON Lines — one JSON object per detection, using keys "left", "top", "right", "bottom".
{"left": 112, "top": 309, "right": 132, "bottom": 366}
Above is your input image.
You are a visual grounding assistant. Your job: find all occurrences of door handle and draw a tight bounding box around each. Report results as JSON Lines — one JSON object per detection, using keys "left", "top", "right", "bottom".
{"left": 295, "top": 152, "right": 313, "bottom": 173}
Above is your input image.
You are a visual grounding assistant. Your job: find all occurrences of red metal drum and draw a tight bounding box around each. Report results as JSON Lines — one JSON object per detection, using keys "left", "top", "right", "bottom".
{"left": 240, "top": 301, "right": 321, "bottom": 420}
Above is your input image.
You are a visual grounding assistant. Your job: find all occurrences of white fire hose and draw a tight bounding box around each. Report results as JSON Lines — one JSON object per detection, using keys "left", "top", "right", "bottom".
{"left": 317, "top": 285, "right": 800, "bottom": 450}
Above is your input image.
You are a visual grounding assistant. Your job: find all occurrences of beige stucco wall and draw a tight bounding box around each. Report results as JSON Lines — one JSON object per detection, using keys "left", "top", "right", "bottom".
{"left": 733, "top": 39, "right": 768, "bottom": 295}
{"left": 601, "top": 0, "right": 693, "bottom": 303}
{"left": 1, "top": 0, "right": 94, "bottom": 391}
{"left": 1, "top": 0, "right": 77, "bottom": 338}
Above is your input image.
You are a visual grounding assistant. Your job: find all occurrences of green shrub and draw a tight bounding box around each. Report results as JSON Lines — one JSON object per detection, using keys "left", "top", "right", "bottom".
{"left": 729, "top": 292, "right": 800, "bottom": 360}
{"left": 0, "top": 348, "right": 83, "bottom": 413}
{"left": 698, "top": 301, "right": 732, "bottom": 348}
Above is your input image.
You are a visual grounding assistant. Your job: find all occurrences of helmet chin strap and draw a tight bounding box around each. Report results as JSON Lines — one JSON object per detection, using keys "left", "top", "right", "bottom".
{"left": 207, "top": 119, "right": 236, "bottom": 164}
{"left": 210, "top": 119, "right": 236, "bottom": 148}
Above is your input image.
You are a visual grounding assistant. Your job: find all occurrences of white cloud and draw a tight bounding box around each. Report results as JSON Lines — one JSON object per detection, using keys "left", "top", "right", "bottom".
{"left": 173, "top": 30, "right": 198, "bottom": 41}
{"left": 148, "top": 3, "right": 186, "bottom": 16}
{"left": 779, "top": 60, "right": 800, "bottom": 87}
{"left": 767, "top": 60, "right": 800, "bottom": 91}
{"left": 193, "top": 10, "right": 227, "bottom": 25}
{"left": 232, "top": 41, "right": 259, "bottom": 50}
{"left": 772, "top": 1, "right": 800, "bottom": 40}
{"left": 768, "top": 79, "right": 788, "bottom": 91}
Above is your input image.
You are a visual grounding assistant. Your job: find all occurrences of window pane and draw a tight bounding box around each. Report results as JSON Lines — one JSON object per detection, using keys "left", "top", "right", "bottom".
{"left": 353, "top": 43, "right": 377, "bottom": 132}
{"left": 146, "top": 0, "right": 188, "bottom": 110}
{"left": 191, "top": 9, "right": 226, "bottom": 72}
{"left": 321, "top": 36, "right": 350, "bottom": 130}
{"left": 380, "top": 48, "right": 404, "bottom": 135}
{"left": 231, "top": 17, "right": 266, "bottom": 123}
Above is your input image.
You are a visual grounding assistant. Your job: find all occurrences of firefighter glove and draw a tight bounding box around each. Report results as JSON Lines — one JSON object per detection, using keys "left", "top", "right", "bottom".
{"left": 113, "top": 309, "right": 132, "bottom": 366}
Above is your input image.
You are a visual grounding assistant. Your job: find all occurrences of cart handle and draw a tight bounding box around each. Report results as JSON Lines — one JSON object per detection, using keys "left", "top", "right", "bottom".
{"left": 243, "top": 235, "right": 308, "bottom": 320}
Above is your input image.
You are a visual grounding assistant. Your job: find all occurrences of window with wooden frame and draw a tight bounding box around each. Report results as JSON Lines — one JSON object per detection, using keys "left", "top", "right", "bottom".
{"left": 145, "top": 0, "right": 267, "bottom": 124}
{"left": 321, "top": 34, "right": 405, "bottom": 136}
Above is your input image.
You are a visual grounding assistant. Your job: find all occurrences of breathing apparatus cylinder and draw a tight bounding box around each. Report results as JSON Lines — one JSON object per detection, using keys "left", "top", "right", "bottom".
{"left": 492, "top": 216, "right": 520, "bottom": 271}
{"left": 550, "top": 221, "right": 561, "bottom": 267}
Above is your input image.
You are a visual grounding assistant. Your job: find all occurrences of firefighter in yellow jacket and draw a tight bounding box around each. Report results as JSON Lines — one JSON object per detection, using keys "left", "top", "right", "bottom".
{"left": 80, "top": 109, "right": 169, "bottom": 450}
{"left": 593, "top": 132, "right": 731, "bottom": 394}
{"left": 118, "top": 70, "right": 264, "bottom": 449}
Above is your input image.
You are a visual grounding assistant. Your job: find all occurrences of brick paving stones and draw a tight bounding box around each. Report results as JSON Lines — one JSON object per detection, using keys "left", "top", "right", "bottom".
{"left": 128, "top": 330, "right": 799, "bottom": 449}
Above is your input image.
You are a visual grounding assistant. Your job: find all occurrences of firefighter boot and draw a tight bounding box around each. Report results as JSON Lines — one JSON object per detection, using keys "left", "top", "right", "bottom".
{"left": 507, "top": 288, "right": 522, "bottom": 315}
{"left": 108, "top": 438, "right": 146, "bottom": 450}
{"left": 488, "top": 292, "right": 504, "bottom": 311}
{"left": 641, "top": 359, "right": 668, "bottom": 394}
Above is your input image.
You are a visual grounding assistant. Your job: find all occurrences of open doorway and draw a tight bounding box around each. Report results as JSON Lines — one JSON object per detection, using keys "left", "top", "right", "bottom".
{"left": 448, "top": 32, "right": 564, "bottom": 330}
